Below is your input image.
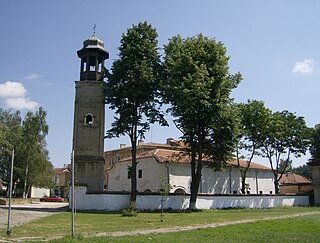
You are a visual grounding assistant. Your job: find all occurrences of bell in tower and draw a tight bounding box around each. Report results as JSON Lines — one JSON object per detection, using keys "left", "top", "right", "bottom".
{"left": 72, "top": 33, "right": 109, "bottom": 192}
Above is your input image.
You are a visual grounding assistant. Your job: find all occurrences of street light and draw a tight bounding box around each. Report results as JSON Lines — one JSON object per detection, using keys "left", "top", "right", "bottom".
{"left": 6, "top": 149, "right": 14, "bottom": 235}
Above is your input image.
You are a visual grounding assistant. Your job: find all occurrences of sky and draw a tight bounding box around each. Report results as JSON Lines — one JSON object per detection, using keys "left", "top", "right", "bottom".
{"left": 0, "top": 0, "right": 319, "bottom": 168}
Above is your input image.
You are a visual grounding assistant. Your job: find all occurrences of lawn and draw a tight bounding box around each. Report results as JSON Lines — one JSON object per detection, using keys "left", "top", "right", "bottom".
{"left": 0, "top": 207, "right": 319, "bottom": 242}
{"left": 66, "top": 214, "right": 319, "bottom": 243}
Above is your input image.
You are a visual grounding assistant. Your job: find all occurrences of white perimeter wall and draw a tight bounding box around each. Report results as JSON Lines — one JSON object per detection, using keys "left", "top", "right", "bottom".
{"left": 73, "top": 186, "right": 309, "bottom": 211}
{"left": 30, "top": 187, "right": 50, "bottom": 198}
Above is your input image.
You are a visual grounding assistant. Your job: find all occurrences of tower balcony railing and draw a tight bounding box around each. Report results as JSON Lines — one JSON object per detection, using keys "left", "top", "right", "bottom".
{"left": 81, "top": 71, "right": 103, "bottom": 81}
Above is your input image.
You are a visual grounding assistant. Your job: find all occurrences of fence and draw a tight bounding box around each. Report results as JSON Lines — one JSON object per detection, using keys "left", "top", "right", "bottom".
{"left": 72, "top": 186, "right": 310, "bottom": 211}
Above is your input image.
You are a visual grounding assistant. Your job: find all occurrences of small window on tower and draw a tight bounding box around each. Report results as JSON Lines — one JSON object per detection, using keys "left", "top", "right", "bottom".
{"left": 85, "top": 114, "right": 94, "bottom": 125}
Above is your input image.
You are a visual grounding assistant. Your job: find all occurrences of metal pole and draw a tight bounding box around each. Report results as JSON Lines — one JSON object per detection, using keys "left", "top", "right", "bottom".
{"left": 71, "top": 150, "right": 75, "bottom": 237}
{"left": 6, "top": 149, "right": 14, "bottom": 235}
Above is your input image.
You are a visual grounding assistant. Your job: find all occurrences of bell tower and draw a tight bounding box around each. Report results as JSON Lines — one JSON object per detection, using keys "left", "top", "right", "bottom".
{"left": 72, "top": 34, "right": 109, "bottom": 192}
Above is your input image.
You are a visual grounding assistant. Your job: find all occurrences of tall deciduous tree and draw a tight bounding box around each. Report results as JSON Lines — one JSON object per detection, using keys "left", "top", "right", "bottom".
{"left": 259, "top": 111, "right": 311, "bottom": 194}
{"left": 162, "top": 34, "right": 241, "bottom": 209}
{"left": 310, "top": 124, "right": 320, "bottom": 161}
{"left": 0, "top": 108, "right": 53, "bottom": 197}
{"left": 0, "top": 109, "right": 22, "bottom": 195}
{"left": 234, "top": 100, "right": 271, "bottom": 194}
{"left": 105, "top": 22, "right": 167, "bottom": 203}
{"left": 19, "top": 107, "right": 52, "bottom": 198}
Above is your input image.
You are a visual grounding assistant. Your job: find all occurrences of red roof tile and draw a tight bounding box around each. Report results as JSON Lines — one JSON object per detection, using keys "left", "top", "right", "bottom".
{"left": 121, "top": 148, "right": 271, "bottom": 170}
{"left": 279, "top": 172, "right": 311, "bottom": 184}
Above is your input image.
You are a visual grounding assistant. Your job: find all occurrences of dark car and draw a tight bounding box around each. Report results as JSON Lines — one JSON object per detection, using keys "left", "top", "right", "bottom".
{"left": 40, "top": 195, "right": 64, "bottom": 202}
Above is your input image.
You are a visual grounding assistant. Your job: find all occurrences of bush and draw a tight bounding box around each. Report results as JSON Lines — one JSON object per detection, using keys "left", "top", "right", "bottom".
{"left": 121, "top": 201, "right": 137, "bottom": 217}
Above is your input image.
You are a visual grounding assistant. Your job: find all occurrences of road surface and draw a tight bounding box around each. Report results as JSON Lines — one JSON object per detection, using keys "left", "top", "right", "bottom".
{"left": 0, "top": 202, "right": 68, "bottom": 229}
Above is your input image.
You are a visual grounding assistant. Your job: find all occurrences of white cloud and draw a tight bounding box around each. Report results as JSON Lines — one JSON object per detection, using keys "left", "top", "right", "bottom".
{"left": 0, "top": 81, "right": 38, "bottom": 110}
{"left": 0, "top": 81, "right": 26, "bottom": 98}
{"left": 6, "top": 97, "right": 38, "bottom": 110}
{"left": 26, "top": 73, "right": 41, "bottom": 80}
{"left": 292, "top": 59, "right": 315, "bottom": 74}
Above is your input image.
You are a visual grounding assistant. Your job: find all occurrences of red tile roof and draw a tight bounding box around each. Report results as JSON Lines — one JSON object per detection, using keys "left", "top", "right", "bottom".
{"left": 279, "top": 172, "right": 311, "bottom": 185}
{"left": 121, "top": 148, "right": 271, "bottom": 170}
{"left": 53, "top": 167, "right": 70, "bottom": 174}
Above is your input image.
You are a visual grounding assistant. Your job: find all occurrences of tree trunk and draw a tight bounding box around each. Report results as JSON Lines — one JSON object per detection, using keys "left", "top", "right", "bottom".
{"left": 130, "top": 140, "right": 137, "bottom": 203}
{"left": 189, "top": 155, "right": 203, "bottom": 210}
{"left": 240, "top": 168, "right": 249, "bottom": 194}
{"left": 23, "top": 162, "right": 29, "bottom": 199}
{"left": 274, "top": 177, "right": 280, "bottom": 194}
{"left": 241, "top": 175, "right": 246, "bottom": 194}
{"left": 189, "top": 172, "right": 201, "bottom": 210}
{"left": 129, "top": 120, "right": 138, "bottom": 204}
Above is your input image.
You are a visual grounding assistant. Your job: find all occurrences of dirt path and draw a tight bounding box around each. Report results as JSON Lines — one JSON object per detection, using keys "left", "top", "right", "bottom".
{"left": 94, "top": 211, "right": 320, "bottom": 237}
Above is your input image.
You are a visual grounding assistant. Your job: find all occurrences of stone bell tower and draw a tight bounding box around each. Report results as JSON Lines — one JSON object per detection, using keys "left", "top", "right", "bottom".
{"left": 72, "top": 33, "right": 109, "bottom": 192}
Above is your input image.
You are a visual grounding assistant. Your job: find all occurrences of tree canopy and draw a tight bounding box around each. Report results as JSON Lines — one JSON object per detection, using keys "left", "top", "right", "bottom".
{"left": 105, "top": 21, "right": 167, "bottom": 203}
{"left": 310, "top": 123, "right": 320, "bottom": 161}
{"left": 234, "top": 100, "right": 271, "bottom": 194}
{"left": 162, "top": 34, "right": 241, "bottom": 209}
{"left": 0, "top": 108, "right": 53, "bottom": 197}
{"left": 259, "top": 110, "right": 311, "bottom": 193}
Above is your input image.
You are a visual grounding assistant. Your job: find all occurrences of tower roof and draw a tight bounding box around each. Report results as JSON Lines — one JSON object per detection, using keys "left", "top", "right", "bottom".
{"left": 83, "top": 34, "right": 105, "bottom": 50}
{"left": 77, "top": 34, "right": 109, "bottom": 59}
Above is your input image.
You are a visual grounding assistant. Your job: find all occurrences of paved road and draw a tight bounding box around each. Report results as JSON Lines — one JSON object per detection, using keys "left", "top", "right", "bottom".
{"left": 0, "top": 202, "right": 68, "bottom": 229}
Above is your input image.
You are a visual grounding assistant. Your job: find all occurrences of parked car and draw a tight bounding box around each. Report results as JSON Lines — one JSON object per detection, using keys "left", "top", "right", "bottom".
{"left": 40, "top": 195, "right": 64, "bottom": 202}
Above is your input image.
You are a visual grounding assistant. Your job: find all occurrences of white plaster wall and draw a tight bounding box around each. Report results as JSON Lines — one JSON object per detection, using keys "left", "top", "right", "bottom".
{"left": 30, "top": 187, "right": 50, "bottom": 198}
{"left": 73, "top": 187, "right": 309, "bottom": 210}
{"left": 73, "top": 186, "right": 129, "bottom": 211}
{"left": 201, "top": 167, "right": 241, "bottom": 194}
{"left": 137, "top": 158, "right": 167, "bottom": 192}
{"left": 244, "top": 169, "right": 275, "bottom": 195}
{"left": 169, "top": 165, "right": 274, "bottom": 195}
{"left": 169, "top": 163, "right": 191, "bottom": 193}
{"left": 107, "top": 158, "right": 167, "bottom": 192}
{"left": 194, "top": 195, "right": 309, "bottom": 209}
{"left": 107, "top": 158, "right": 275, "bottom": 195}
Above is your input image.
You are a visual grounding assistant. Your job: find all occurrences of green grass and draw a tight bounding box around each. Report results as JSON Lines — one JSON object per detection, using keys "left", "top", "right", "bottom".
{"left": 0, "top": 207, "right": 319, "bottom": 242}
{"left": 67, "top": 214, "right": 319, "bottom": 243}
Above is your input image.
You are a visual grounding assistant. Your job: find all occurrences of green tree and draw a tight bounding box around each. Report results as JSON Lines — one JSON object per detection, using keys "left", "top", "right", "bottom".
{"left": 0, "top": 109, "right": 22, "bottom": 195}
{"left": 105, "top": 22, "right": 167, "bottom": 203}
{"left": 162, "top": 34, "right": 241, "bottom": 209}
{"left": 310, "top": 124, "right": 320, "bottom": 161}
{"left": 157, "top": 176, "right": 172, "bottom": 222}
{"left": 0, "top": 108, "right": 53, "bottom": 197}
{"left": 259, "top": 111, "right": 311, "bottom": 194}
{"left": 19, "top": 107, "right": 52, "bottom": 198}
{"left": 290, "top": 164, "right": 312, "bottom": 179}
{"left": 235, "top": 100, "right": 271, "bottom": 194}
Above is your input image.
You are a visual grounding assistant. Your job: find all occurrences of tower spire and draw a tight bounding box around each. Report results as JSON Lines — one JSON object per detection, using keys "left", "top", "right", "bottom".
{"left": 93, "top": 24, "right": 96, "bottom": 36}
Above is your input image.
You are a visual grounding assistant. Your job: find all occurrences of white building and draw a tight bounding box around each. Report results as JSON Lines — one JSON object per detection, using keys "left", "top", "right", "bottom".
{"left": 308, "top": 159, "right": 320, "bottom": 206}
{"left": 106, "top": 145, "right": 275, "bottom": 195}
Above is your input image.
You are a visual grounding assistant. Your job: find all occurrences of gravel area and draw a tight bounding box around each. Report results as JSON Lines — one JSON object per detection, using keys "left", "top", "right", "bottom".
{"left": 0, "top": 202, "right": 68, "bottom": 229}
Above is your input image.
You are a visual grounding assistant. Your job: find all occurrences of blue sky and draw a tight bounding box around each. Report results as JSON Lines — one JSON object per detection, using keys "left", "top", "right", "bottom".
{"left": 0, "top": 0, "right": 319, "bottom": 168}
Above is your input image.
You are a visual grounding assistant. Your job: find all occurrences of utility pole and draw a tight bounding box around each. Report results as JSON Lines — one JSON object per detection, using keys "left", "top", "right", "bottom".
{"left": 71, "top": 150, "right": 75, "bottom": 237}
{"left": 6, "top": 149, "right": 14, "bottom": 235}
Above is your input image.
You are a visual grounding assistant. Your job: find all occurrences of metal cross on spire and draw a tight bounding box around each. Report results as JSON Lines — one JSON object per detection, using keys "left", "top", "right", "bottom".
{"left": 93, "top": 24, "right": 96, "bottom": 36}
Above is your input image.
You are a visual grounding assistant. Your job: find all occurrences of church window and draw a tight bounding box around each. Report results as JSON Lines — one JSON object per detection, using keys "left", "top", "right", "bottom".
{"left": 138, "top": 169, "right": 142, "bottom": 178}
{"left": 85, "top": 114, "right": 94, "bottom": 125}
